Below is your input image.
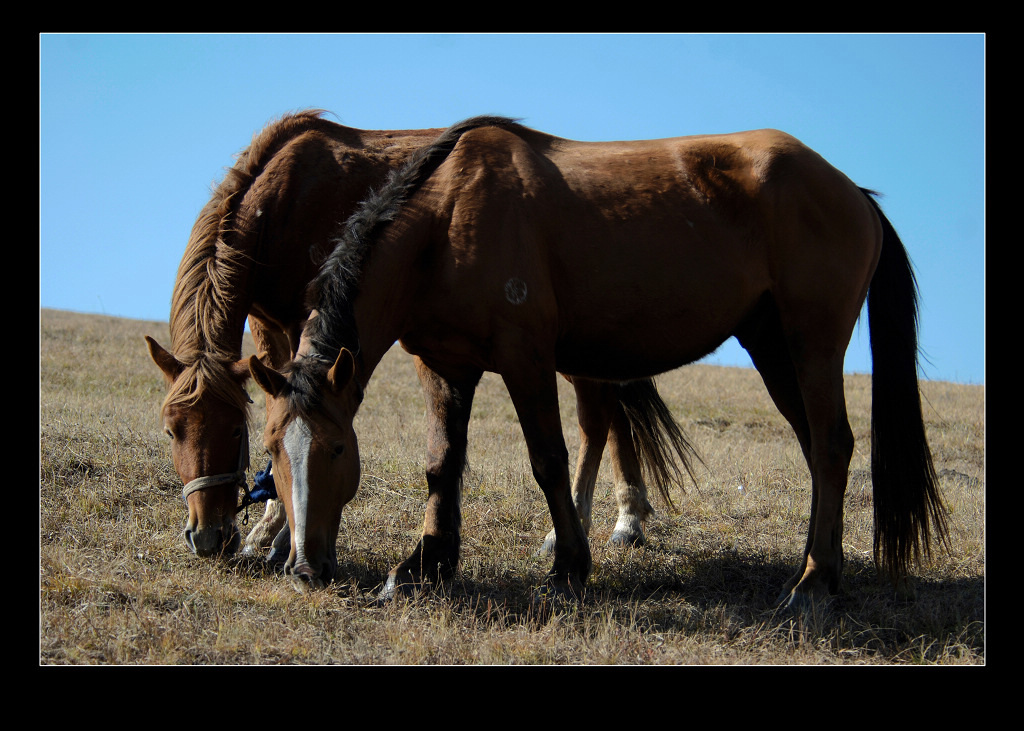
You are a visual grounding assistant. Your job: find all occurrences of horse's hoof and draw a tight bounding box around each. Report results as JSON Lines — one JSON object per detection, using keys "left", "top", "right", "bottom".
{"left": 776, "top": 587, "right": 836, "bottom": 616}
{"left": 530, "top": 582, "right": 583, "bottom": 621}
{"left": 607, "top": 530, "right": 645, "bottom": 548}
{"left": 536, "top": 533, "right": 557, "bottom": 556}
{"left": 266, "top": 545, "right": 289, "bottom": 568}
{"left": 536, "top": 573, "right": 586, "bottom": 604}
{"left": 777, "top": 589, "right": 808, "bottom": 612}
{"left": 377, "top": 572, "right": 423, "bottom": 604}
{"left": 288, "top": 573, "right": 325, "bottom": 594}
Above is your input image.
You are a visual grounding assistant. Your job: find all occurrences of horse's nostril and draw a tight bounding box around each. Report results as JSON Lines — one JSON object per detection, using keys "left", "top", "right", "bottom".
{"left": 185, "top": 526, "right": 237, "bottom": 558}
{"left": 286, "top": 559, "right": 332, "bottom": 589}
{"left": 285, "top": 561, "right": 324, "bottom": 592}
{"left": 183, "top": 528, "right": 197, "bottom": 554}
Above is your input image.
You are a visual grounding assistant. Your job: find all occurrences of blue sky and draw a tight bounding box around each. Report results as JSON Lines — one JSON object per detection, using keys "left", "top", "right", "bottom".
{"left": 40, "top": 34, "right": 985, "bottom": 384}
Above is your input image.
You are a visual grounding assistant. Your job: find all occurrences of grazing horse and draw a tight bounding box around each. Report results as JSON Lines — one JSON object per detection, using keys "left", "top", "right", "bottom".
{"left": 250, "top": 116, "right": 948, "bottom": 606}
{"left": 147, "top": 110, "right": 696, "bottom": 559}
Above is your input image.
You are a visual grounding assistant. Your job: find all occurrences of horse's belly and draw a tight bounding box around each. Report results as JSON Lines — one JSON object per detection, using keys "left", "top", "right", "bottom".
{"left": 555, "top": 323, "right": 733, "bottom": 381}
{"left": 553, "top": 259, "right": 763, "bottom": 380}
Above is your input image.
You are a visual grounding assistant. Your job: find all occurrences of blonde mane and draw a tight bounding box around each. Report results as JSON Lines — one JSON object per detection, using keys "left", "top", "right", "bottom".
{"left": 163, "top": 110, "right": 331, "bottom": 412}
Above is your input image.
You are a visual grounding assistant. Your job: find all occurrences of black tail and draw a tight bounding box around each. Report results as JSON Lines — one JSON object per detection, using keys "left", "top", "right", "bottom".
{"left": 616, "top": 379, "right": 704, "bottom": 510}
{"left": 863, "top": 189, "right": 950, "bottom": 581}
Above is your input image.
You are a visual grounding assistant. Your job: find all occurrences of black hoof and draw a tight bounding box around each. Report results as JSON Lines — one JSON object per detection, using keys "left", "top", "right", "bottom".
{"left": 377, "top": 571, "right": 425, "bottom": 604}
{"left": 776, "top": 588, "right": 836, "bottom": 617}
{"left": 607, "top": 530, "right": 645, "bottom": 548}
{"left": 529, "top": 581, "right": 584, "bottom": 622}
{"left": 266, "top": 545, "right": 289, "bottom": 568}
{"left": 265, "top": 525, "right": 291, "bottom": 568}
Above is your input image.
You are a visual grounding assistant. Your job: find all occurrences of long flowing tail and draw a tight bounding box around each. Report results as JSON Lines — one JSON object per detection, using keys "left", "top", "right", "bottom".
{"left": 863, "top": 189, "right": 950, "bottom": 581}
{"left": 616, "top": 379, "right": 704, "bottom": 510}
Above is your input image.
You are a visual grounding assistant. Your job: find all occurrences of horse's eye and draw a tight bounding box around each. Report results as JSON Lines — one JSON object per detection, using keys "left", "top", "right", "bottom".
{"left": 232, "top": 426, "right": 243, "bottom": 439}
{"left": 332, "top": 443, "right": 345, "bottom": 458}
{"left": 164, "top": 427, "right": 174, "bottom": 440}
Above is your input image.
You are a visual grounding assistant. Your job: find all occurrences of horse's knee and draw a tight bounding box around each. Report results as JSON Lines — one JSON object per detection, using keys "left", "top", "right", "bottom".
{"left": 531, "top": 447, "right": 570, "bottom": 495}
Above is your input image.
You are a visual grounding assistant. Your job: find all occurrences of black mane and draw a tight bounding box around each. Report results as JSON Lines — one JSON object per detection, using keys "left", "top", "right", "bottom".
{"left": 287, "top": 115, "right": 523, "bottom": 411}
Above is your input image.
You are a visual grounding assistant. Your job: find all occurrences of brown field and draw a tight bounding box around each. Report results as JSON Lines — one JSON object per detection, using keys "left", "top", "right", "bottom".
{"left": 39, "top": 308, "right": 985, "bottom": 664}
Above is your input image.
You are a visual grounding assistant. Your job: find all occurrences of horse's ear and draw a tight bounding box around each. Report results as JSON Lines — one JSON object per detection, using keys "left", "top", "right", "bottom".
{"left": 145, "top": 336, "right": 183, "bottom": 383}
{"left": 328, "top": 348, "right": 356, "bottom": 393}
{"left": 229, "top": 357, "right": 254, "bottom": 384}
{"left": 249, "top": 355, "right": 287, "bottom": 398}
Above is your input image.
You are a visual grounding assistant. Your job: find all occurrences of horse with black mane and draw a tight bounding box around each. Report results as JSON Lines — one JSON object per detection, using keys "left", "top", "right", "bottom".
{"left": 251, "top": 114, "right": 948, "bottom": 607}
{"left": 146, "top": 110, "right": 695, "bottom": 563}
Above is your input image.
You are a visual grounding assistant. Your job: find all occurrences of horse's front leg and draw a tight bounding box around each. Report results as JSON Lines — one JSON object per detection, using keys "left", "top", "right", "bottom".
{"left": 503, "top": 366, "right": 591, "bottom": 598}
{"left": 241, "top": 498, "right": 289, "bottom": 562}
{"left": 379, "top": 359, "right": 482, "bottom": 601}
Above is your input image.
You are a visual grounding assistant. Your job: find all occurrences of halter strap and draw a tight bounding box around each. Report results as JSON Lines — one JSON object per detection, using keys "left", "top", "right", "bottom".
{"left": 181, "top": 421, "right": 251, "bottom": 505}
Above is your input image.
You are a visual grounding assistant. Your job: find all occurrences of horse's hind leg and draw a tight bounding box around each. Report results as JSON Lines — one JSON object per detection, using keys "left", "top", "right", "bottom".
{"left": 789, "top": 354, "right": 853, "bottom": 604}
{"left": 380, "top": 359, "right": 481, "bottom": 600}
{"left": 739, "top": 304, "right": 854, "bottom": 606}
{"left": 540, "top": 377, "right": 612, "bottom": 554}
{"left": 606, "top": 395, "right": 656, "bottom": 547}
{"left": 540, "top": 378, "right": 655, "bottom": 554}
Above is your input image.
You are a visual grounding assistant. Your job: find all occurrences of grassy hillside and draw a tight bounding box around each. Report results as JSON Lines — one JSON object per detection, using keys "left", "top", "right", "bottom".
{"left": 39, "top": 308, "right": 985, "bottom": 664}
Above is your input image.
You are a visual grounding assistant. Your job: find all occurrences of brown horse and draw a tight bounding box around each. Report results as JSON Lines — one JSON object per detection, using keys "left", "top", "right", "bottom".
{"left": 147, "top": 110, "right": 695, "bottom": 560}
{"left": 250, "top": 115, "right": 948, "bottom": 607}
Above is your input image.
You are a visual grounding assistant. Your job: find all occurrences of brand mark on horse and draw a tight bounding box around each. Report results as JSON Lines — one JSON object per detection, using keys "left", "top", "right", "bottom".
{"left": 504, "top": 277, "right": 528, "bottom": 305}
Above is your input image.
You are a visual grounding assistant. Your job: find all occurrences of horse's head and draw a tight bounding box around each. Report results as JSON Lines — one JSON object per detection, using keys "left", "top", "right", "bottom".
{"left": 146, "top": 336, "right": 251, "bottom": 557}
{"left": 249, "top": 347, "right": 362, "bottom": 589}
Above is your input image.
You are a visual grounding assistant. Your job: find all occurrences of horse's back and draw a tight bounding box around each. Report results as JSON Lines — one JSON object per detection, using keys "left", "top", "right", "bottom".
{"left": 410, "top": 123, "right": 881, "bottom": 379}
{"left": 438, "top": 124, "right": 868, "bottom": 247}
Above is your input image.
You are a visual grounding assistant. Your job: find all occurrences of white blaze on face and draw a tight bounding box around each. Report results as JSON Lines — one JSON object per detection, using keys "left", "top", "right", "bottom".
{"left": 283, "top": 416, "right": 314, "bottom": 560}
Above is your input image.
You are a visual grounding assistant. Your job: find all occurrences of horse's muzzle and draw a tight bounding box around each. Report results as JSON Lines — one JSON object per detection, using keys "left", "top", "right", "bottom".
{"left": 285, "top": 556, "right": 335, "bottom": 591}
{"left": 184, "top": 520, "right": 240, "bottom": 557}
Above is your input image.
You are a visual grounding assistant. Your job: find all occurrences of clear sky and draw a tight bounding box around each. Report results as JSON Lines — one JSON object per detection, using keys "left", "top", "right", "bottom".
{"left": 40, "top": 33, "right": 985, "bottom": 384}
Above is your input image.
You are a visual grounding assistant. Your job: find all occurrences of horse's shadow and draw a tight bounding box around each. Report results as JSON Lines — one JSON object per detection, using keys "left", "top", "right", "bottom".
{"left": 229, "top": 538, "right": 983, "bottom": 657}
{"left": 578, "top": 543, "right": 985, "bottom": 653}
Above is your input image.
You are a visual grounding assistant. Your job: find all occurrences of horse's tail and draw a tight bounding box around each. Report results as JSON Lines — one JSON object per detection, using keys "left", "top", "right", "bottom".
{"left": 616, "top": 379, "right": 704, "bottom": 510}
{"left": 863, "top": 189, "right": 950, "bottom": 581}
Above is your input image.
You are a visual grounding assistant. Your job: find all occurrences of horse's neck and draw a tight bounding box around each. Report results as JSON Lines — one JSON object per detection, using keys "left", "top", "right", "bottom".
{"left": 348, "top": 231, "right": 432, "bottom": 385}
{"left": 169, "top": 243, "right": 254, "bottom": 361}
{"left": 240, "top": 129, "right": 444, "bottom": 341}
{"left": 171, "top": 303, "right": 250, "bottom": 362}
{"left": 175, "top": 126, "right": 444, "bottom": 365}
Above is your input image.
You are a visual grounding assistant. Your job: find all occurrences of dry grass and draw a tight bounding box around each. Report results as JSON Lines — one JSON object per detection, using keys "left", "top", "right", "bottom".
{"left": 39, "top": 308, "right": 985, "bottom": 664}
